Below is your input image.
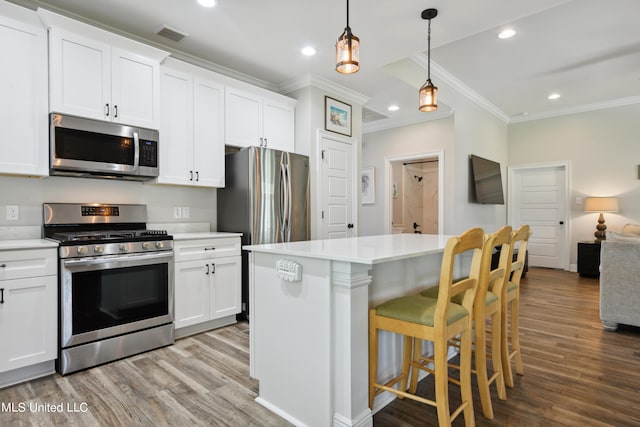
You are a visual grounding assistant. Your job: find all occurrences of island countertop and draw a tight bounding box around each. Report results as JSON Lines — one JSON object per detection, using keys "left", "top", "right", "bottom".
{"left": 243, "top": 233, "right": 454, "bottom": 265}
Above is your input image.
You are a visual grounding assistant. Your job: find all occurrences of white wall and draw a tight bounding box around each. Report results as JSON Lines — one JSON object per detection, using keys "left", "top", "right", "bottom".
{"left": 361, "top": 99, "right": 508, "bottom": 236}
{"left": 0, "top": 175, "right": 217, "bottom": 229}
{"left": 361, "top": 117, "right": 454, "bottom": 236}
{"left": 508, "top": 103, "right": 640, "bottom": 266}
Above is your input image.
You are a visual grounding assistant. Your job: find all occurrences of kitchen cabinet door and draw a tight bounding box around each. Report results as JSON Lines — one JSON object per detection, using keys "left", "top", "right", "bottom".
{"left": 49, "top": 28, "right": 111, "bottom": 121}
{"left": 111, "top": 47, "right": 160, "bottom": 129}
{"left": 0, "top": 13, "right": 48, "bottom": 177}
{"left": 158, "top": 67, "right": 194, "bottom": 186}
{"left": 210, "top": 256, "right": 241, "bottom": 320}
{"left": 174, "top": 259, "right": 209, "bottom": 329}
{"left": 0, "top": 276, "right": 57, "bottom": 373}
{"left": 263, "top": 98, "right": 295, "bottom": 152}
{"left": 225, "top": 87, "right": 262, "bottom": 148}
{"left": 193, "top": 77, "right": 225, "bottom": 187}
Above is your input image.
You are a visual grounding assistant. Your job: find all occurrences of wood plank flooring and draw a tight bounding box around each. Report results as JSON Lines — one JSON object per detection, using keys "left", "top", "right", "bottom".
{"left": 1, "top": 267, "right": 639, "bottom": 426}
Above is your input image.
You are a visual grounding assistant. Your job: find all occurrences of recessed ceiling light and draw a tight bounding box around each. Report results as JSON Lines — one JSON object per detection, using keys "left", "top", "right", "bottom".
{"left": 197, "top": 0, "right": 216, "bottom": 7}
{"left": 387, "top": 105, "right": 399, "bottom": 112}
{"left": 301, "top": 46, "right": 316, "bottom": 56}
{"left": 498, "top": 28, "right": 516, "bottom": 39}
{"left": 548, "top": 93, "right": 561, "bottom": 100}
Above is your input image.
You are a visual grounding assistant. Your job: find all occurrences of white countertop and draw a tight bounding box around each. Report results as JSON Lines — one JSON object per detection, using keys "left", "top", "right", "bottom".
{"left": 244, "top": 233, "right": 454, "bottom": 265}
{"left": 0, "top": 239, "right": 59, "bottom": 251}
{"left": 173, "top": 232, "right": 242, "bottom": 240}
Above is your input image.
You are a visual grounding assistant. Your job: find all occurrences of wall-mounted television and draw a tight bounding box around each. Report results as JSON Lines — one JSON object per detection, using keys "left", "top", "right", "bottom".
{"left": 469, "top": 154, "right": 505, "bottom": 204}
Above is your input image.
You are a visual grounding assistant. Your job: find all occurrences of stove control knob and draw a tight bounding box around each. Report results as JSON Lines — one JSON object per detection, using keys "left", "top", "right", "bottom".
{"left": 155, "top": 241, "right": 164, "bottom": 249}
{"left": 94, "top": 245, "right": 104, "bottom": 254}
{"left": 119, "top": 244, "right": 128, "bottom": 252}
{"left": 142, "top": 242, "right": 153, "bottom": 250}
{"left": 77, "top": 246, "right": 88, "bottom": 255}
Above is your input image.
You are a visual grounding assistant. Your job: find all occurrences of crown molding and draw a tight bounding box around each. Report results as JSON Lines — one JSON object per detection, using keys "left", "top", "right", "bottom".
{"left": 279, "top": 74, "right": 369, "bottom": 105}
{"left": 410, "top": 53, "right": 510, "bottom": 124}
{"left": 363, "top": 108, "right": 453, "bottom": 134}
{"left": 509, "top": 96, "right": 640, "bottom": 124}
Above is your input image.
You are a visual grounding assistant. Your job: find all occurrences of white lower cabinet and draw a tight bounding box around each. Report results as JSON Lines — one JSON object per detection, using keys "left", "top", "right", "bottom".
{"left": 0, "top": 247, "right": 57, "bottom": 380}
{"left": 174, "top": 236, "right": 241, "bottom": 337}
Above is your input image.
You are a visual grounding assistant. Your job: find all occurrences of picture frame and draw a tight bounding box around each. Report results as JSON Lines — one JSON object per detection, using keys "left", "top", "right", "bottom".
{"left": 361, "top": 167, "right": 375, "bottom": 204}
{"left": 324, "top": 96, "right": 352, "bottom": 137}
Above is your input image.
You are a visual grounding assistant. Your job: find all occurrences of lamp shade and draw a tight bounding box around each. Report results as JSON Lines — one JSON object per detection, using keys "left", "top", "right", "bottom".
{"left": 584, "top": 197, "right": 619, "bottom": 212}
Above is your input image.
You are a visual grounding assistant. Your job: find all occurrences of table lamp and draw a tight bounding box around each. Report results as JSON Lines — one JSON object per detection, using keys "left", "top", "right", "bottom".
{"left": 584, "top": 197, "right": 619, "bottom": 240}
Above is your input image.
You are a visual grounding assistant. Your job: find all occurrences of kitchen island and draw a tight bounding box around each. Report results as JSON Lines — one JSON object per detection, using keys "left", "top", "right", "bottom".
{"left": 244, "top": 234, "right": 457, "bottom": 427}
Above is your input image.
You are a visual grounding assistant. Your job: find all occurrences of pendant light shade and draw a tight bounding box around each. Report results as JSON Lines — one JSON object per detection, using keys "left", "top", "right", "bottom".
{"left": 419, "top": 80, "right": 438, "bottom": 112}
{"left": 419, "top": 8, "right": 438, "bottom": 112}
{"left": 336, "top": 0, "right": 359, "bottom": 74}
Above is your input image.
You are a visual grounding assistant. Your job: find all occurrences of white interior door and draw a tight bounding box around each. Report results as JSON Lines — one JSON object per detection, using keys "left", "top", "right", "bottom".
{"left": 319, "top": 135, "right": 355, "bottom": 239}
{"left": 508, "top": 164, "right": 569, "bottom": 269}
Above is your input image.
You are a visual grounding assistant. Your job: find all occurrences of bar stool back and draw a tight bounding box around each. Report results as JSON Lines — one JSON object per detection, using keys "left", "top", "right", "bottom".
{"left": 369, "top": 228, "right": 484, "bottom": 427}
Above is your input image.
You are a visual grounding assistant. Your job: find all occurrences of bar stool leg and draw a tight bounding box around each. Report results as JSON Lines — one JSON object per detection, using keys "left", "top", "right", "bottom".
{"left": 369, "top": 310, "right": 378, "bottom": 409}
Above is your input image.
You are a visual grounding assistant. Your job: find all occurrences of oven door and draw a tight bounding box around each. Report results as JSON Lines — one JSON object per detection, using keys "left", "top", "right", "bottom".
{"left": 60, "top": 251, "right": 174, "bottom": 348}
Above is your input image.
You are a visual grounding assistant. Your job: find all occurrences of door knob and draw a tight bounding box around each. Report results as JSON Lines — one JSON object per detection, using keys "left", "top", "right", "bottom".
{"left": 347, "top": 223, "right": 354, "bottom": 229}
{"left": 559, "top": 221, "right": 564, "bottom": 225}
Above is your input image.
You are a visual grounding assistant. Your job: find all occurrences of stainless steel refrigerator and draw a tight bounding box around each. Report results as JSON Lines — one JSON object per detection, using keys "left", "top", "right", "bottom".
{"left": 217, "top": 146, "right": 310, "bottom": 319}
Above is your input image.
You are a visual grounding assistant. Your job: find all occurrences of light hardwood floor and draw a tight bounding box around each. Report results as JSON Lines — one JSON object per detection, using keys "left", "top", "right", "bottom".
{"left": 1, "top": 267, "right": 639, "bottom": 426}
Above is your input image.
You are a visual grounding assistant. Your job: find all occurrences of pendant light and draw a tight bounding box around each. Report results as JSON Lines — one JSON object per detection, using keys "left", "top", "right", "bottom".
{"left": 419, "top": 8, "right": 438, "bottom": 112}
{"left": 335, "top": 0, "right": 360, "bottom": 74}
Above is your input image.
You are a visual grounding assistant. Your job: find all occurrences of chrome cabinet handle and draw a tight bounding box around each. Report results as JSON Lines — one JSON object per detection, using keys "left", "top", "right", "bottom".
{"left": 263, "top": 138, "right": 268, "bottom": 147}
{"left": 114, "top": 105, "right": 118, "bottom": 118}
{"left": 105, "top": 103, "right": 110, "bottom": 116}
{"left": 211, "top": 263, "right": 215, "bottom": 274}
{"left": 206, "top": 264, "right": 210, "bottom": 275}
{"left": 0, "top": 288, "right": 4, "bottom": 304}
{"left": 189, "top": 170, "right": 194, "bottom": 181}
{"left": 196, "top": 171, "right": 199, "bottom": 182}
{"left": 204, "top": 247, "right": 216, "bottom": 251}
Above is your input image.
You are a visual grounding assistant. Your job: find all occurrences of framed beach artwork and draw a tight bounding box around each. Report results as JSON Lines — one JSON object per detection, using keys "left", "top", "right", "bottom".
{"left": 325, "top": 96, "right": 352, "bottom": 137}
{"left": 361, "top": 167, "right": 375, "bottom": 204}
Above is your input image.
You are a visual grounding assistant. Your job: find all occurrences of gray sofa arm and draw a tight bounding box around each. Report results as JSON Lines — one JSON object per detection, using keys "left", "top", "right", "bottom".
{"left": 599, "top": 240, "right": 640, "bottom": 331}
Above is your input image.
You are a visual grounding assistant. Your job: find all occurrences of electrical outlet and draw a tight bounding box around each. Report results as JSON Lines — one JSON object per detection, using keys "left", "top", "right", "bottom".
{"left": 173, "top": 207, "right": 182, "bottom": 219}
{"left": 181, "top": 206, "right": 190, "bottom": 219}
{"left": 6, "top": 205, "right": 19, "bottom": 221}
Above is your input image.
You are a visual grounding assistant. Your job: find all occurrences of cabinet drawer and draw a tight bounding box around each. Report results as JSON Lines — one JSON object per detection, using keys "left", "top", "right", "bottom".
{"left": 0, "top": 248, "right": 57, "bottom": 281}
{"left": 174, "top": 237, "right": 241, "bottom": 262}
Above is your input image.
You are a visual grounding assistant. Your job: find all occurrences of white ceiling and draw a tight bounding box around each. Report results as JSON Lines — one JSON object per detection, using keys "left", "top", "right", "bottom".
{"left": 14, "top": 0, "right": 640, "bottom": 130}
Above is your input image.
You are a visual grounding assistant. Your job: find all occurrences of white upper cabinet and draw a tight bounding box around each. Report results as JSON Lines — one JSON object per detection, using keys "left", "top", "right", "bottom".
{"left": 39, "top": 9, "right": 167, "bottom": 130}
{"left": 157, "top": 59, "right": 224, "bottom": 188}
{"left": 0, "top": 4, "right": 48, "bottom": 177}
{"left": 225, "top": 86, "right": 295, "bottom": 152}
{"left": 49, "top": 28, "right": 160, "bottom": 129}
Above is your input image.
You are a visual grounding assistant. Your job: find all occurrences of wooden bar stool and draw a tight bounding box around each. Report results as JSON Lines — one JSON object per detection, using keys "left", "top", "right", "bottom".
{"left": 502, "top": 224, "right": 531, "bottom": 387}
{"left": 369, "top": 228, "right": 484, "bottom": 427}
{"left": 417, "top": 226, "right": 512, "bottom": 419}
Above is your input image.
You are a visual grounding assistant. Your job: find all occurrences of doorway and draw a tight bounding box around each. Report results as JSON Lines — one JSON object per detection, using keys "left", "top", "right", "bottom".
{"left": 384, "top": 151, "right": 444, "bottom": 235}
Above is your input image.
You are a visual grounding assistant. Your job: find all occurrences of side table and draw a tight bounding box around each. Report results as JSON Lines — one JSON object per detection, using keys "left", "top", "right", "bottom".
{"left": 577, "top": 240, "right": 601, "bottom": 277}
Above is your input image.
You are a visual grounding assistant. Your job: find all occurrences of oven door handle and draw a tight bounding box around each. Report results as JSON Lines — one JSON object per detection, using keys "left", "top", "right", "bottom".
{"left": 63, "top": 251, "right": 173, "bottom": 269}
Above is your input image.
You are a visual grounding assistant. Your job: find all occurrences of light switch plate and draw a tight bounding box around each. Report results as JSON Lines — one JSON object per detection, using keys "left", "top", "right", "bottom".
{"left": 181, "top": 207, "right": 190, "bottom": 219}
{"left": 173, "top": 207, "right": 182, "bottom": 219}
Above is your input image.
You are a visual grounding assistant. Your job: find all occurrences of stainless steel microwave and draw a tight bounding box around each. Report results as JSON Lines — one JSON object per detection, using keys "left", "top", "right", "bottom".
{"left": 50, "top": 113, "right": 159, "bottom": 181}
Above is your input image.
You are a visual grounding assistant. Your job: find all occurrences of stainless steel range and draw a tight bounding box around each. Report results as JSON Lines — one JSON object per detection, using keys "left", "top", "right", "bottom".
{"left": 43, "top": 203, "right": 174, "bottom": 375}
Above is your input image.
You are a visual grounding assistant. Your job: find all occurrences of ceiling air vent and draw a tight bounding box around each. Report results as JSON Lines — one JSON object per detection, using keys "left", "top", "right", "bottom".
{"left": 156, "top": 25, "right": 188, "bottom": 42}
{"left": 362, "top": 107, "right": 390, "bottom": 123}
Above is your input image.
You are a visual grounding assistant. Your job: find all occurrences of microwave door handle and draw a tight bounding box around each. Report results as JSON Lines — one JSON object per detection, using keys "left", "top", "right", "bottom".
{"left": 133, "top": 131, "right": 140, "bottom": 172}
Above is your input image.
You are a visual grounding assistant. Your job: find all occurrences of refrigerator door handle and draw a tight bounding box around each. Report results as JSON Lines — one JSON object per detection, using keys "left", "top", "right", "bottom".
{"left": 279, "top": 162, "right": 288, "bottom": 242}
{"left": 285, "top": 163, "right": 292, "bottom": 242}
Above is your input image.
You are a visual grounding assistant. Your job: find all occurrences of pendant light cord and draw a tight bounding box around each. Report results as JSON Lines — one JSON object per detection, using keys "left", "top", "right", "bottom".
{"left": 427, "top": 18, "right": 431, "bottom": 81}
{"left": 346, "top": 0, "right": 350, "bottom": 28}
